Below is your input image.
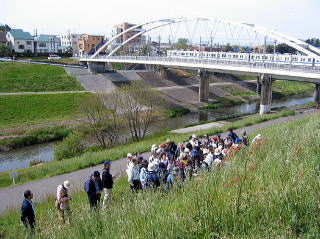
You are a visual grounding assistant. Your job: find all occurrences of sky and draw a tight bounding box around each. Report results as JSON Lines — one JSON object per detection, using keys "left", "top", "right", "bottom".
{"left": 1, "top": 0, "right": 319, "bottom": 40}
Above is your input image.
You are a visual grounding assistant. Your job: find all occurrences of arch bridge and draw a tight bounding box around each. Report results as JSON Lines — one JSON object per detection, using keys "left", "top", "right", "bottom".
{"left": 79, "top": 17, "right": 320, "bottom": 114}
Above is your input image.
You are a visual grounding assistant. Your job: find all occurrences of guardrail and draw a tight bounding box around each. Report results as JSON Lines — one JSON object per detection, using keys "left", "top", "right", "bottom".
{"left": 80, "top": 55, "right": 320, "bottom": 75}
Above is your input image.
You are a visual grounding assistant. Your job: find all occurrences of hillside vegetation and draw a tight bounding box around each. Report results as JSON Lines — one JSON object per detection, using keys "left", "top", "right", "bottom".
{"left": 0, "top": 112, "right": 319, "bottom": 238}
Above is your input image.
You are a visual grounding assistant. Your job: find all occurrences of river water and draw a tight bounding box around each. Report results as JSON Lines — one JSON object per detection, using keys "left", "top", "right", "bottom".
{"left": 0, "top": 92, "right": 314, "bottom": 173}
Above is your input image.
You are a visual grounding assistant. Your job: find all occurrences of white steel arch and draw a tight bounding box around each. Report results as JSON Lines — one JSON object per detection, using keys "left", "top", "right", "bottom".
{"left": 91, "top": 17, "right": 320, "bottom": 60}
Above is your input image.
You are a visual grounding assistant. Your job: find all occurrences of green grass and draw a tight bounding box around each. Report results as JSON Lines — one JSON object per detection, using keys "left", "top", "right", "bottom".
{"left": 233, "top": 74, "right": 256, "bottom": 81}
{"left": 1, "top": 112, "right": 319, "bottom": 238}
{"left": 0, "top": 62, "right": 83, "bottom": 92}
{"left": 164, "top": 108, "right": 191, "bottom": 118}
{"left": 0, "top": 110, "right": 294, "bottom": 189}
{"left": 17, "top": 57, "right": 80, "bottom": 65}
{"left": 217, "top": 85, "right": 256, "bottom": 97}
{"left": 0, "top": 126, "right": 71, "bottom": 149}
{"left": 203, "top": 98, "right": 244, "bottom": 109}
{"left": 0, "top": 93, "right": 87, "bottom": 129}
{"left": 273, "top": 80, "right": 314, "bottom": 96}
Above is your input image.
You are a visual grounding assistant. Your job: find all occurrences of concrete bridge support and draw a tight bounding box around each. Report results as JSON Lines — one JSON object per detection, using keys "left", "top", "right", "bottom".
{"left": 158, "top": 66, "right": 168, "bottom": 78}
{"left": 314, "top": 83, "right": 320, "bottom": 109}
{"left": 198, "top": 70, "right": 210, "bottom": 103}
{"left": 256, "top": 76, "right": 261, "bottom": 94}
{"left": 88, "top": 62, "right": 110, "bottom": 73}
{"left": 259, "top": 74, "right": 273, "bottom": 114}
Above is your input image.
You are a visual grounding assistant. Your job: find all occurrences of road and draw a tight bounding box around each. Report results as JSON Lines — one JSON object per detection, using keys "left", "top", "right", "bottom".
{"left": 0, "top": 108, "right": 318, "bottom": 215}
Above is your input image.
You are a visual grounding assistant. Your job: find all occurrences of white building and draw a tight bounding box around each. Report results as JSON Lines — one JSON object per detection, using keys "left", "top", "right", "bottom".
{"left": 34, "top": 35, "right": 62, "bottom": 54}
{"left": 60, "top": 33, "right": 82, "bottom": 56}
{"left": 6, "top": 29, "right": 34, "bottom": 53}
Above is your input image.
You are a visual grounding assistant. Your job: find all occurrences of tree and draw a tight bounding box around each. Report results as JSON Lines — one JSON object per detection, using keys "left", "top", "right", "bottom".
{"left": 306, "top": 38, "right": 320, "bottom": 47}
{"left": 0, "top": 43, "right": 7, "bottom": 57}
{"left": 112, "top": 81, "right": 166, "bottom": 140}
{"left": 224, "top": 43, "right": 233, "bottom": 52}
{"left": 266, "top": 45, "right": 275, "bottom": 54}
{"left": 0, "top": 24, "right": 11, "bottom": 32}
{"left": 175, "top": 38, "right": 189, "bottom": 49}
{"left": 79, "top": 93, "right": 122, "bottom": 148}
{"left": 139, "top": 44, "right": 151, "bottom": 56}
{"left": 275, "top": 43, "right": 297, "bottom": 54}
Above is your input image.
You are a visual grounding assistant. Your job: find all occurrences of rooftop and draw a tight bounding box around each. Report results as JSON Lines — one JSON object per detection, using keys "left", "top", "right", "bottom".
{"left": 9, "top": 29, "right": 33, "bottom": 40}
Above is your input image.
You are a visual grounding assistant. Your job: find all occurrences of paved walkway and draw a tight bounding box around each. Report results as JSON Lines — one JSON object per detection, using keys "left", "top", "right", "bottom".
{"left": 0, "top": 108, "right": 318, "bottom": 215}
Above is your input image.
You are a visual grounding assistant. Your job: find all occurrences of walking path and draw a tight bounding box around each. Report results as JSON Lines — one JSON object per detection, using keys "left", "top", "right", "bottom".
{"left": 0, "top": 108, "right": 318, "bottom": 215}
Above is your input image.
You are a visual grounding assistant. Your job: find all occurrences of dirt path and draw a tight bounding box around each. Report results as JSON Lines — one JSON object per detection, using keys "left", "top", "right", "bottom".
{"left": 0, "top": 108, "right": 318, "bottom": 215}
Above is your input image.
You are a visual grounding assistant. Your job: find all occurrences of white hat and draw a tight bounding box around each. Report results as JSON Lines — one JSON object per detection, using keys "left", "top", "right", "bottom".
{"left": 256, "top": 134, "right": 262, "bottom": 140}
{"left": 192, "top": 134, "right": 197, "bottom": 138}
{"left": 151, "top": 144, "right": 158, "bottom": 151}
{"left": 214, "top": 148, "right": 222, "bottom": 156}
{"left": 212, "top": 144, "right": 217, "bottom": 148}
{"left": 63, "top": 180, "right": 71, "bottom": 190}
{"left": 203, "top": 148, "right": 209, "bottom": 154}
{"left": 148, "top": 163, "right": 155, "bottom": 171}
{"left": 127, "top": 153, "right": 133, "bottom": 158}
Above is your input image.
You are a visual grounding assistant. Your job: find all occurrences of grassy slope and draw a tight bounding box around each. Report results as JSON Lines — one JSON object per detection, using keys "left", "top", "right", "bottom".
{"left": 1, "top": 112, "right": 319, "bottom": 239}
{"left": 0, "top": 93, "right": 86, "bottom": 129}
{"left": 0, "top": 62, "right": 83, "bottom": 92}
{"left": 233, "top": 74, "right": 314, "bottom": 96}
{"left": 17, "top": 57, "right": 80, "bottom": 65}
{"left": 0, "top": 110, "right": 294, "bottom": 188}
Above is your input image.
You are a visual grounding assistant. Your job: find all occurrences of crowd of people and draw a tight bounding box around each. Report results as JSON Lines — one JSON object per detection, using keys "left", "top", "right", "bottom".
{"left": 20, "top": 128, "right": 264, "bottom": 234}
{"left": 125, "top": 128, "right": 260, "bottom": 192}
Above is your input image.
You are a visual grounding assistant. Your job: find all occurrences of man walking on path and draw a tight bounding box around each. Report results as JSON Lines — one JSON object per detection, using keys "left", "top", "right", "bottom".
{"left": 56, "top": 181, "right": 72, "bottom": 224}
{"left": 102, "top": 161, "right": 113, "bottom": 209}
{"left": 21, "top": 190, "right": 36, "bottom": 233}
{"left": 84, "top": 171, "right": 102, "bottom": 209}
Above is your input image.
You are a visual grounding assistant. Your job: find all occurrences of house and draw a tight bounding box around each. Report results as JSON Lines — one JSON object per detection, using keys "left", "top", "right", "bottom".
{"left": 6, "top": 29, "right": 34, "bottom": 53}
{"left": 112, "top": 22, "right": 145, "bottom": 53}
{"left": 77, "top": 34, "right": 104, "bottom": 56}
{"left": 60, "top": 33, "right": 82, "bottom": 56}
{"left": 34, "top": 35, "right": 62, "bottom": 54}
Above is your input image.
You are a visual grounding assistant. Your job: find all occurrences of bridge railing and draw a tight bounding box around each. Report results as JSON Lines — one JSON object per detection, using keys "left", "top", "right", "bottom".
{"left": 80, "top": 55, "right": 320, "bottom": 74}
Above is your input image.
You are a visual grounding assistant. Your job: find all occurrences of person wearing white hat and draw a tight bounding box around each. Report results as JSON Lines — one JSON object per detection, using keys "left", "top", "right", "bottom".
{"left": 189, "top": 134, "right": 200, "bottom": 148}
{"left": 56, "top": 181, "right": 72, "bottom": 224}
{"left": 252, "top": 134, "right": 262, "bottom": 145}
{"left": 126, "top": 153, "right": 133, "bottom": 167}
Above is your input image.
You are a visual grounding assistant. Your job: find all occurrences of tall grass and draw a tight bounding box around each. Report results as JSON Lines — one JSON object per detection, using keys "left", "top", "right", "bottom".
{"left": 1, "top": 112, "right": 319, "bottom": 238}
{"left": 0, "top": 110, "right": 295, "bottom": 189}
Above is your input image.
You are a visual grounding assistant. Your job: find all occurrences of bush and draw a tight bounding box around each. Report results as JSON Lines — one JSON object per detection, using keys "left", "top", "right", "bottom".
{"left": 54, "top": 133, "right": 85, "bottom": 161}
{"left": 165, "top": 108, "right": 191, "bottom": 118}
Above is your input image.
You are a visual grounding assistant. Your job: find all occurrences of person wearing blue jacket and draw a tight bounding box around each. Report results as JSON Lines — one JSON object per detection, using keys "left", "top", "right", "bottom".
{"left": 21, "top": 190, "right": 35, "bottom": 232}
{"left": 84, "top": 171, "right": 102, "bottom": 209}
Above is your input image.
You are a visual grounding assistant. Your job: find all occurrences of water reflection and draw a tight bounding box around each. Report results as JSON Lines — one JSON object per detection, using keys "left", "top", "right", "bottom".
{"left": 0, "top": 92, "right": 314, "bottom": 173}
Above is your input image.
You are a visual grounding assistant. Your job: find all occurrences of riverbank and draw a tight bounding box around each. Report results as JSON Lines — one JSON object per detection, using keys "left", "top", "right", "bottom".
{"left": 0, "top": 109, "right": 304, "bottom": 189}
{"left": 1, "top": 111, "right": 319, "bottom": 238}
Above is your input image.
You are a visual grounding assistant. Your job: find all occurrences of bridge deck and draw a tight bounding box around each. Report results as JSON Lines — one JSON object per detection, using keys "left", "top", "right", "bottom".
{"left": 80, "top": 56, "right": 320, "bottom": 83}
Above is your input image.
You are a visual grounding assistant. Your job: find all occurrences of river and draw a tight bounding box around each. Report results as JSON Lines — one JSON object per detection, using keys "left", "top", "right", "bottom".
{"left": 0, "top": 92, "right": 314, "bottom": 173}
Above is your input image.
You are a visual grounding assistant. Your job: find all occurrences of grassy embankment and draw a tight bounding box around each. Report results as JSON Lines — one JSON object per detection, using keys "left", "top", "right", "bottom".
{"left": 0, "top": 62, "right": 83, "bottom": 92}
{"left": 16, "top": 57, "right": 80, "bottom": 66}
{"left": 0, "top": 93, "right": 87, "bottom": 130}
{"left": 233, "top": 74, "right": 314, "bottom": 96}
{"left": 1, "top": 112, "right": 319, "bottom": 238}
{"left": 0, "top": 110, "right": 295, "bottom": 188}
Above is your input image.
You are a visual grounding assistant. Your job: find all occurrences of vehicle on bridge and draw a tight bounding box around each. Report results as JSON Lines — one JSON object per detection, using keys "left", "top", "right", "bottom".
{"left": 167, "top": 50, "right": 320, "bottom": 67}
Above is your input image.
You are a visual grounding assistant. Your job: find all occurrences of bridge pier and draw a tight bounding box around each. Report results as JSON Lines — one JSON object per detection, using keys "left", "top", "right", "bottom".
{"left": 259, "top": 74, "right": 273, "bottom": 115}
{"left": 158, "top": 66, "right": 168, "bottom": 78}
{"left": 314, "top": 83, "right": 320, "bottom": 109}
{"left": 88, "top": 62, "right": 110, "bottom": 73}
{"left": 198, "top": 70, "right": 210, "bottom": 103}
{"left": 256, "top": 76, "right": 261, "bottom": 94}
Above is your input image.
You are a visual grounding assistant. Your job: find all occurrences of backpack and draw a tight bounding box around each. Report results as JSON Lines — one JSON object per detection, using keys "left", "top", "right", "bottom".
{"left": 146, "top": 171, "right": 160, "bottom": 188}
{"left": 84, "top": 178, "right": 91, "bottom": 193}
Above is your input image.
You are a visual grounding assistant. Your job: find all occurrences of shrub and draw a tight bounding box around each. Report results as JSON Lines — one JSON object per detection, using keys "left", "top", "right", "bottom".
{"left": 54, "top": 133, "right": 85, "bottom": 161}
